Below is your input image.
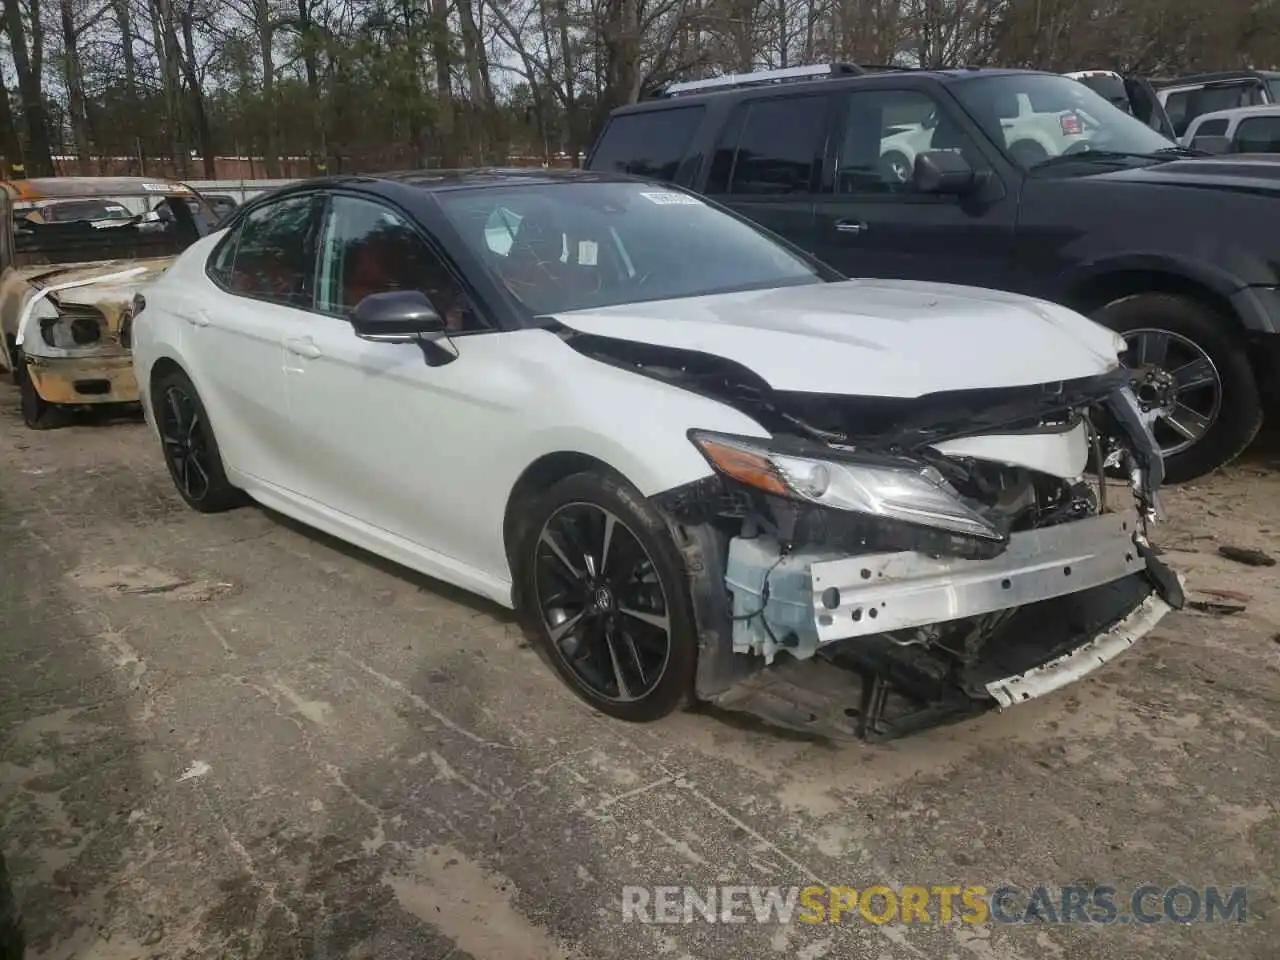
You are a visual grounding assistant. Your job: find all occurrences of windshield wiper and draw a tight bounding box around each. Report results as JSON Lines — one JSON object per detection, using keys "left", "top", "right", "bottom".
{"left": 1030, "top": 148, "right": 1194, "bottom": 170}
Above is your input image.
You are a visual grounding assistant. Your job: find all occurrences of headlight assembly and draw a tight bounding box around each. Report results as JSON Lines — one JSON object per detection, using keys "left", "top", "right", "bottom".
{"left": 690, "top": 431, "right": 1002, "bottom": 541}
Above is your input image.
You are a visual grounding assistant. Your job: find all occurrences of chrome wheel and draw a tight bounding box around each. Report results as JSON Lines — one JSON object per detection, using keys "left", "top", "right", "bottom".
{"left": 533, "top": 503, "right": 671, "bottom": 703}
{"left": 1121, "top": 327, "right": 1222, "bottom": 458}
{"left": 159, "top": 384, "right": 212, "bottom": 502}
{"left": 882, "top": 152, "right": 911, "bottom": 183}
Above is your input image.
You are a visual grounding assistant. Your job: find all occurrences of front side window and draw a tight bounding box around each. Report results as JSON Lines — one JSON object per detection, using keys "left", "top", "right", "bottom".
{"left": 1234, "top": 116, "right": 1280, "bottom": 152}
{"left": 223, "top": 195, "right": 318, "bottom": 308}
{"left": 438, "top": 181, "right": 830, "bottom": 316}
{"left": 952, "top": 74, "right": 1176, "bottom": 167}
{"left": 709, "top": 95, "right": 829, "bottom": 196}
{"left": 315, "top": 195, "right": 481, "bottom": 332}
{"left": 588, "top": 106, "right": 704, "bottom": 182}
{"left": 835, "top": 90, "right": 985, "bottom": 194}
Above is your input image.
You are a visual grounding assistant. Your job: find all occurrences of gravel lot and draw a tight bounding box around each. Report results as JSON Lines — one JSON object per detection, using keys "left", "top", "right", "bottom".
{"left": 1, "top": 387, "right": 1277, "bottom": 960}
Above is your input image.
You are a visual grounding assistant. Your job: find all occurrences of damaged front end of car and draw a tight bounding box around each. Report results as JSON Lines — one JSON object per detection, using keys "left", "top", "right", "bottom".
{"left": 648, "top": 363, "right": 1185, "bottom": 742}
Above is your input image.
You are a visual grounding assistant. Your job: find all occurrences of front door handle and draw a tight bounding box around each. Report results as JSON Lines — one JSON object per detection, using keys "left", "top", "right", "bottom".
{"left": 835, "top": 220, "right": 868, "bottom": 235}
{"left": 285, "top": 337, "right": 322, "bottom": 360}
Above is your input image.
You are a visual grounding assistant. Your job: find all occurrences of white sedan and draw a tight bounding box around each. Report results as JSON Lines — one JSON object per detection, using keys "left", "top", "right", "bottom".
{"left": 130, "top": 170, "right": 1183, "bottom": 740}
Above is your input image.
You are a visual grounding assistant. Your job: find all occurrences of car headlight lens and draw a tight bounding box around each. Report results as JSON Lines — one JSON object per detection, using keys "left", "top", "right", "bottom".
{"left": 690, "top": 432, "right": 1002, "bottom": 540}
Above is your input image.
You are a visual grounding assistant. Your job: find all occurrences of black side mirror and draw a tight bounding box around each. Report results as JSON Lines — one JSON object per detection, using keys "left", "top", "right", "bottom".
{"left": 350, "top": 290, "right": 447, "bottom": 343}
{"left": 912, "top": 150, "right": 976, "bottom": 195}
{"left": 1189, "top": 135, "right": 1233, "bottom": 155}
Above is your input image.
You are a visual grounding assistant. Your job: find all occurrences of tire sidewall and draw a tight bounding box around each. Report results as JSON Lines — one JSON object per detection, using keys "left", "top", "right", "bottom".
{"left": 153, "top": 368, "right": 240, "bottom": 512}
{"left": 514, "top": 470, "right": 699, "bottom": 722}
{"left": 1092, "top": 292, "right": 1262, "bottom": 483}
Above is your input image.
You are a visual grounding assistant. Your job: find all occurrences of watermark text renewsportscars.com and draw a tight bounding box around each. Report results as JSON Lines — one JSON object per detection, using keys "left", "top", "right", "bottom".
{"left": 621, "top": 884, "right": 1248, "bottom": 925}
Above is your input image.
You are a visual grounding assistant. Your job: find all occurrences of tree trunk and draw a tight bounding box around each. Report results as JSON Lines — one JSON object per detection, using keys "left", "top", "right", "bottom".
{"left": 297, "top": 0, "right": 326, "bottom": 173}
{"left": 429, "top": 0, "right": 457, "bottom": 166}
{"left": 60, "top": 0, "right": 94, "bottom": 174}
{"left": 0, "top": 66, "right": 23, "bottom": 176}
{"left": 115, "top": 0, "right": 136, "bottom": 94}
{"left": 178, "top": 4, "right": 216, "bottom": 177}
{"left": 151, "top": 0, "right": 185, "bottom": 174}
{"left": 258, "top": 0, "right": 280, "bottom": 176}
{"left": 3, "top": 0, "right": 54, "bottom": 175}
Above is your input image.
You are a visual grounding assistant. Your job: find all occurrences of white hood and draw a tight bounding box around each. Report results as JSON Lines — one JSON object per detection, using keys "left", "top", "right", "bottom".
{"left": 552, "top": 279, "right": 1125, "bottom": 398}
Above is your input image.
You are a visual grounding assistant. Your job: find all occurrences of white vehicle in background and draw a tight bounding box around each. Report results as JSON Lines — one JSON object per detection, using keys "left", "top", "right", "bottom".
{"left": 130, "top": 170, "right": 1183, "bottom": 741}
{"left": 879, "top": 92, "right": 1092, "bottom": 181}
{"left": 1179, "top": 104, "right": 1280, "bottom": 153}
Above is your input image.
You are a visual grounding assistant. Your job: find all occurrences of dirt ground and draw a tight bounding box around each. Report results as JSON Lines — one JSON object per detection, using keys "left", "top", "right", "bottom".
{"left": 1, "top": 387, "right": 1276, "bottom": 960}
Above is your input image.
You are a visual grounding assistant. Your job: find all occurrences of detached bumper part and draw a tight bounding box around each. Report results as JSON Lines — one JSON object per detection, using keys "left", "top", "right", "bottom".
{"left": 724, "top": 509, "right": 1175, "bottom": 708}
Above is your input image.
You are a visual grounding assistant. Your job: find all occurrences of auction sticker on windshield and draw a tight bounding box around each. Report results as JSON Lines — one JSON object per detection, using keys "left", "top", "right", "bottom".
{"left": 640, "top": 191, "right": 702, "bottom": 206}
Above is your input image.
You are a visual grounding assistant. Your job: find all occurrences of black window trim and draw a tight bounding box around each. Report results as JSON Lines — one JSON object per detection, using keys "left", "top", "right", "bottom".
{"left": 709, "top": 90, "right": 838, "bottom": 201}
{"left": 586, "top": 104, "right": 707, "bottom": 184}
{"left": 826, "top": 84, "right": 1002, "bottom": 202}
{"left": 311, "top": 186, "right": 502, "bottom": 338}
{"left": 204, "top": 189, "right": 326, "bottom": 311}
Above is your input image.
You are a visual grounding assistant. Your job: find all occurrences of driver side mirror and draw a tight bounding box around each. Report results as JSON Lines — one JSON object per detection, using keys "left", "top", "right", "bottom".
{"left": 911, "top": 150, "right": 977, "bottom": 195}
{"left": 350, "top": 290, "right": 447, "bottom": 343}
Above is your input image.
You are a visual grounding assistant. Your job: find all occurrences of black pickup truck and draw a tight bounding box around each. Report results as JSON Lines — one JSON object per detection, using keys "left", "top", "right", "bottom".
{"left": 585, "top": 63, "right": 1280, "bottom": 483}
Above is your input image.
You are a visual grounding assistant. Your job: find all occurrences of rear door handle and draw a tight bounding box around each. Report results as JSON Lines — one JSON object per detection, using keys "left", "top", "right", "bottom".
{"left": 835, "top": 220, "right": 868, "bottom": 235}
{"left": 285, "top": 336, "right": 322, "bottom": 360}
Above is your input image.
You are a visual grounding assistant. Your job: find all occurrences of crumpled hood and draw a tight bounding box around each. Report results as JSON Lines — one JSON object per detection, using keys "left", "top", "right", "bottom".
{"left": 17, "top": 257, "right": 174, "bottom": 304}
{"left": 551, "top": 279, "right": 1124, "bottom": 397}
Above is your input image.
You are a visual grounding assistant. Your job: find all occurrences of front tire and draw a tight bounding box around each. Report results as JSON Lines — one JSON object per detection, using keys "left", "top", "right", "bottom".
{"left": 16, "top": 353, "right": 70, "bottom": 430}
{"left": 152, "top": 367, "right": 244, "bottom": 513}
{"left": 1091, "top": 292, "right": 1262, "bottom": 483}
{"left": 514, "top": 470, "right": 699, "bottom": 722}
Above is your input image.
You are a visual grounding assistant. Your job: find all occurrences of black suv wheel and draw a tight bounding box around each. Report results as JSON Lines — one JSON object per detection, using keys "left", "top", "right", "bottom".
{"left": 1093, "top": 292, "right": 1262, "bottom": 483}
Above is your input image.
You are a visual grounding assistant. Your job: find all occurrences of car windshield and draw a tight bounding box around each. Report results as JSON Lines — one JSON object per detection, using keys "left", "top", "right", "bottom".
{"left": 435, "top": 180, "right": 831, "bottom": 315}
{"left": 952, "top": 74, "right": 1177, "bottom": 168}
{"left": 42, "top": 198, "right": 135, "bottom": 222}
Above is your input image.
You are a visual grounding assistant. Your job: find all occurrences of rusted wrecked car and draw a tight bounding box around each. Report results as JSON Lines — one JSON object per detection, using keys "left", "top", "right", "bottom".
{"left": 0, "top": 177, "right": 213, "bottom": 429}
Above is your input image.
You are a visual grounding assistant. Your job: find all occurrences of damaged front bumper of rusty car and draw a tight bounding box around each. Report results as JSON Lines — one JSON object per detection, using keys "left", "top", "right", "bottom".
{"left": 658, "top": 375, "right": 1185, "bottom": 741}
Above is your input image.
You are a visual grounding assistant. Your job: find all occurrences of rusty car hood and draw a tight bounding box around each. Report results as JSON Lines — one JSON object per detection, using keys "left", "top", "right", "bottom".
{"left": 13, "top": 256, "right": 175, "bottom": 298}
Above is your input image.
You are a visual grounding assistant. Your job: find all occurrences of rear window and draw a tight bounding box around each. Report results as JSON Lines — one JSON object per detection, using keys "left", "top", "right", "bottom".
{"left": 588, "top": 106, "right": 705, "bottom": 182}
{"left": 1195, "top": 118, "right": 1230, "bottom": 137}
{"left": 1235, "top": 116, "right": 1280, "bottom": 152}
{"left": 1076, "top": 75, "right": 1128, "bottom": 110}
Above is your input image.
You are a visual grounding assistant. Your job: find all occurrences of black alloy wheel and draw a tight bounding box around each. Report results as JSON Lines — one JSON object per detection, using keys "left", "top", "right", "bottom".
{"left": 517, "top": 470, "right": 699, "bottom": 721}
{"left": 153, "top": 368, "right": 243, "bottom": 513}
{"left": 535, "top": 502, "right": 672, "bottom": 703}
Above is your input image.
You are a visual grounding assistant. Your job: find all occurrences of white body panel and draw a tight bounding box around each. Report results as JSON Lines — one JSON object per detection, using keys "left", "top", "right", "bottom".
{"left": 552, "top": 279, "right": 1124, "bottom": 397}
{"left": 132, "top": 243, "right": 1126, "bottom": 610}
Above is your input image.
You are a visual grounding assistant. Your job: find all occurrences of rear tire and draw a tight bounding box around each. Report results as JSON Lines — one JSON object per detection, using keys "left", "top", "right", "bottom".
{"left": 1091, "top": 292, "right": 1262, "bottom": 483}
{"left": 513, "top": 470, "right": 699, "bottom": 722}
{"left": 152, "top": 367, "right": 244, "bottom": 513}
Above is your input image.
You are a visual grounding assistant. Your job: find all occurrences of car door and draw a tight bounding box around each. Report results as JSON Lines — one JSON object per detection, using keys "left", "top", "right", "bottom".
{"left": 810, "top": 87, "right": 1019, "bottom": 288}
{"left": 700, "top": 92, "right": 835, "bottom": 258}
{"left": 183, "top": 192, "right": 323, "bottom": 491}
{"left": 278, "top": 191, "right": 505, "bottom": 570}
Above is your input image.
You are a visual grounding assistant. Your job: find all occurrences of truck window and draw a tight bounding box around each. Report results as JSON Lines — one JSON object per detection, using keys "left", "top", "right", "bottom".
{"left": 1195, "top": 118, "right": 1229, "bottom": 137}
{"left": 708, "top": 95, "right": 829, "bottom": 196}
{"left": 1167, "top": 83, "right": 1263, "bottom": 137}
{"left": 588, "top": 106, "right": 705, "bottom": 182}
{"left": 1234, "top": 116, "right": 1280, "bottom": 152}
